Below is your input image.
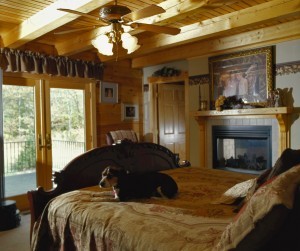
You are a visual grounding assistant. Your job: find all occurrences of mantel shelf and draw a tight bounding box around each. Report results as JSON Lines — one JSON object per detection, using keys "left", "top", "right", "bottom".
{"left": 191, "top": 107, "right": 293, "bottom": 117}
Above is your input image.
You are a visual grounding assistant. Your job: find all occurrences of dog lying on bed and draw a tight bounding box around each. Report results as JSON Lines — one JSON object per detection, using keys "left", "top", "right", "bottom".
{"left": 98, "top": 166, "right": 178, "bottom": 202}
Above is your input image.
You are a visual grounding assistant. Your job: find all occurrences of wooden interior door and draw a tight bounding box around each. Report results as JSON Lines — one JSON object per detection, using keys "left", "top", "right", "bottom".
{"left": 158, "top": 83, "right": 186, "bottom": 160}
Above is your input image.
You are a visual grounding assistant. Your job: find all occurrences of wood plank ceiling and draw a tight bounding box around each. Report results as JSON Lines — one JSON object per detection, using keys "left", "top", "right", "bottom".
{"left": 0, "top": 0, "right": 299, "bottom": 67}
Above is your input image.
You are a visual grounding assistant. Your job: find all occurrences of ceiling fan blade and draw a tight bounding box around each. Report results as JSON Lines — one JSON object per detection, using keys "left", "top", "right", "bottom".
{"left": 57, "top": 8, "right": 108, "bottom": 25}
{"left": 131, "top": 23, "right": 180, "bottom": 35}
{"left": 54, "top": 26, "right": 98, "bottom": 35}
{"left": 122, "top": 4, "right": 165, "bottom": 22}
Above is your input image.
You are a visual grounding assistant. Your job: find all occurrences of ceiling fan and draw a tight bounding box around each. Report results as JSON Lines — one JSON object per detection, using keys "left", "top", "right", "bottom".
{"left": 56, "top": 0, "right": 181, "bottom": 36}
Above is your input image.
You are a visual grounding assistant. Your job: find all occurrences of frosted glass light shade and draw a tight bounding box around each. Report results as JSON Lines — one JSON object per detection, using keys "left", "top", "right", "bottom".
{"left": 121, "top": 33, "right": 140, "bottom": 54}
{"left": 91, "top": 35, "right": 113, "bottom": 56}
{"left": 92, "top": 25, "right": 140, "bottom": 56}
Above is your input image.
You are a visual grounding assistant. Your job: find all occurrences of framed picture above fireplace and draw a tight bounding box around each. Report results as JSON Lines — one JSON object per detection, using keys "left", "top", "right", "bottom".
{"left": 209, "top": 46, "right": 273, "bottom": 107}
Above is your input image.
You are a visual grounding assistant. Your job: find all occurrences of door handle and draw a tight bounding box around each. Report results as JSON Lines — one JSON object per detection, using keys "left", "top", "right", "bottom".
{"left": 38, "top": 134, "right": 46, "bottom": 150}
{"left": 46, "top": 133, "right": 52, "bottom": 150}
{"left": 38, "top": 134, "right": 52, "bottom": 150}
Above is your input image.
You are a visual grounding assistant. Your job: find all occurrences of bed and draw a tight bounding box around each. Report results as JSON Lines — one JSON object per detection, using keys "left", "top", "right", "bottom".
{"left": 28, "top": 143, "right": 300, "bottom": 251}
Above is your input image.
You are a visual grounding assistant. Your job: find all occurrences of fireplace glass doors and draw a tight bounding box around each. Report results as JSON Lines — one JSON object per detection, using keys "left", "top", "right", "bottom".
{"left": 212, "top": 125, "right": 272, "bottom": 174}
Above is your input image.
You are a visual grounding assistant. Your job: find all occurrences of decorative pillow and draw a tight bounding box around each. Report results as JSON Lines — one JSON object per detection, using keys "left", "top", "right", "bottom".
{"left": 267, "top": 148, "right": 300, "bottom": 180}
{"left": 110, "top": 130, "right": 138, "bottom": 144}
{"left": 214, "top": 163, "right": 300, "bottom": 251}
{"left": 234, "top": 148, "right": 300, "bottom": 212}
{"left": 259, "top": 186, "right": 300, "bottom": 251}
{"left": 213, "top": 178, "right": 256, "bottom": 205}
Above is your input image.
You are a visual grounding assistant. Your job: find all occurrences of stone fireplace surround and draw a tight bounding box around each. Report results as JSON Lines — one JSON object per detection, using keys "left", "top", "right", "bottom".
{"left": 192, "top": 107, "right": 293, "bottom": 170}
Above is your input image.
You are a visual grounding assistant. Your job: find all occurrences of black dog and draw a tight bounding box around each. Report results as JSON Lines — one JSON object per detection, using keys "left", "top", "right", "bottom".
{"left": 99, "top": 166, "right": 178, "bottom": 201}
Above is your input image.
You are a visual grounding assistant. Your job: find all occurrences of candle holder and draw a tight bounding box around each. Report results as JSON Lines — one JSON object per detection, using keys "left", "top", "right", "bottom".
{"left": 198, "top": 84, "right": 208, "bottom": 111}
{"left": 199, "top": 100, "right": 208, "bottom": 111}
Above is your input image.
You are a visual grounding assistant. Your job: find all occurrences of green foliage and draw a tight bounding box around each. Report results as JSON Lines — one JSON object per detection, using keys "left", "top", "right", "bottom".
{"left": 50, "top": 89, "right": 84, "bottom": 142}
{"left": 3, "top": 85, "right": 35, "bottom": 141}
{"left": 11, "top": 141, "right": 36, "bottom": 172}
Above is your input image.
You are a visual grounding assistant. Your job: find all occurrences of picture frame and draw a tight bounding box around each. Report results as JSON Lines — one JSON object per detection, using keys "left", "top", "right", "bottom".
{"left": 122, "top": 103, "right": 139, "bottom": 121}
{"left": 100, "top": 81, "right": 118, "bottom": 103}
{"left": 209, "top": 46, "right": 273, "bottom": 106}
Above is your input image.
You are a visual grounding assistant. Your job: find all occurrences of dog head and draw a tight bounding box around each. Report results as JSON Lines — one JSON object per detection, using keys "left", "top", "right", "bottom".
{"left": 99, "top": 166, "right": 125, "bottom": 188}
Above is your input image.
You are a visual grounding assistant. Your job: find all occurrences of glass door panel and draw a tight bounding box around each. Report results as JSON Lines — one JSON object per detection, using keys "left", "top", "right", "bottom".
{"left": 49, "top": 88, "right": 86, "bottom": 173}
{"left": 3, "top": 84, "right": 37, "bottom": 197}
{"left": 2, "top": 76, "right": 95, "bottom": 210}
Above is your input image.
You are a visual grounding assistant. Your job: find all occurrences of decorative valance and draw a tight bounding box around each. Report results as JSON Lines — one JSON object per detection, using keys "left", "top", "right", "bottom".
{"left": 0, "top": 48, "right": 103, "bottom": 80}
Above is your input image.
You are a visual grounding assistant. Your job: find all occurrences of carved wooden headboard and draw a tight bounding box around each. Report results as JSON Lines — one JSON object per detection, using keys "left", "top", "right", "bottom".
{"left": 27, "top": 142, "right": 190, "bottom": 239}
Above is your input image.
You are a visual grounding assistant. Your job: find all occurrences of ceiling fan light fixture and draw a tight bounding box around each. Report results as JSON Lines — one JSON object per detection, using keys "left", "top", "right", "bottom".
{"left": 92, "top": 34, "right": 113, "bottom": 56}
{"left": 92, "top": 23, "right": 140, "bottom": 56}
{"left": 121, "top": 32, "right": 140, "bottom": 54}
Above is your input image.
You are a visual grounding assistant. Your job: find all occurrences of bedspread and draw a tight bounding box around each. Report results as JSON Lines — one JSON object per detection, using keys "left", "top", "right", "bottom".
{"left": 31, "top": 167, "right": 254, "bottom": 251}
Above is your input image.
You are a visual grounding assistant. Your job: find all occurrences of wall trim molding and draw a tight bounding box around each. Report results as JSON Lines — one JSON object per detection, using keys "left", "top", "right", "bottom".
{"left": 275, "top": 60, "right": 300, "bottom": 76}
{"left": 189, "top": 74, "right": 209, "bottom": 85}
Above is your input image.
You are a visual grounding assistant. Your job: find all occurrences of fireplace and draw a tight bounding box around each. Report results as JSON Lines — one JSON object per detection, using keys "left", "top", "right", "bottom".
{"left": 212, "top": 125, "right": 272, "bottom": 174}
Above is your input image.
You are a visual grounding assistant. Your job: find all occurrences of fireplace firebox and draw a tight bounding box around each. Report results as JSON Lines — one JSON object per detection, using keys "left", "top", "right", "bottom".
{"left": 212, "top": 125, "right": 272, "bottom": 174}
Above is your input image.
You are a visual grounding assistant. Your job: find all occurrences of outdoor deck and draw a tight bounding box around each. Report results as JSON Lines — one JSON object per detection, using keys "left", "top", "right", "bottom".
{"left": 5, "top": 172, "right": 36, "bottom": 197}
{"left": 4, "top": 140, "right": 85, "bottom": 197}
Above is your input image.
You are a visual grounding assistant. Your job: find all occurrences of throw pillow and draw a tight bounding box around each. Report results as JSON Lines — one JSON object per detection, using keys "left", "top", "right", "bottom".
{"left": 214, "top": 164, "right": 300, "bottom": 251}
{"left": 267, "top": 148, "right": 300, "bottom": 179}
{"left": 213, "top": 178, "right": 256, "bottom": 205}
{"left": 234, "top": 148, "right": 300, "bottom": 212}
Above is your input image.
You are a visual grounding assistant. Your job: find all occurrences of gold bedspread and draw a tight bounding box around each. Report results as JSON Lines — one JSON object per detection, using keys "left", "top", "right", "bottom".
{"left": 31, "top": 167, "right": 254, "bottom": 251}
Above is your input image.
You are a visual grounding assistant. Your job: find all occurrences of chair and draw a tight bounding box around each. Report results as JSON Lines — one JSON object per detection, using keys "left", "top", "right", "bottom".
{"left": 106, "top": 130, "right": 139, "bottom": 145}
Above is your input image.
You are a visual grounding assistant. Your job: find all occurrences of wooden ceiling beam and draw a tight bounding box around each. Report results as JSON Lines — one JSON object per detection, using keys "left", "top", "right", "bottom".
{"left": 1, "top": 0, "right": 111, "bottom": 48}
{"left": 132, "top": 19, "right": 300, "bottom": 68}
{"left": 54, "top": 0, "right": 237, "bottom": 55}
{"left": 55, "top": 0, "right": 300, "bottom": 60}
{"left": 136, "top": 0, "right": 300, "bottom": 54}
{"left": 141, "top": 0, "right": 238, "bottom": 26}
{"left": 54, "top": 0, "right": 212, "bottom": 55}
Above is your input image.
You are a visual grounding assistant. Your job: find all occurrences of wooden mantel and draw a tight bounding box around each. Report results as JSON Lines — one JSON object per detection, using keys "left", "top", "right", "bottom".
{"left": 191, "top": 107, "right": 294, "bottom": 168}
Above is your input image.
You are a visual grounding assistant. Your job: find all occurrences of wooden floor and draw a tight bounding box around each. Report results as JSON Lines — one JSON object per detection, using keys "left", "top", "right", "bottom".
{"left": 0, "top": 212, "right": 30, "bottom": 251}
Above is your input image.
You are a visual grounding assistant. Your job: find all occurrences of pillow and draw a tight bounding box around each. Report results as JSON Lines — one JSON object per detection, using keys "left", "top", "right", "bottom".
{"left": 232, "top": 168, "right": 271, "bottom": 212}
{"left": 267, "top": 148, "right": 300, "bottom": 180}
{"left": 259, "top": 187, "right": 300, "bottom": 251}
{"left": 213, "top": 178, "right": 256, "bottom": 205}
{"left": 214, "top": 163, "right": 300, "bottom": 251}
{"left": 234, "top": 148, "right": 300, "bottom": 212}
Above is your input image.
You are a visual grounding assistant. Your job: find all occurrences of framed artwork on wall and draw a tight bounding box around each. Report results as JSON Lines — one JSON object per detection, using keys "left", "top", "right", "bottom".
{"left": 122, "top": 103, "right": 139, "bottom": 121}
{"left": 100, "top": 81, "right": 118, "bottom": 103}
{"left": 209, "top": 46, "right": 273, "bottom": 107}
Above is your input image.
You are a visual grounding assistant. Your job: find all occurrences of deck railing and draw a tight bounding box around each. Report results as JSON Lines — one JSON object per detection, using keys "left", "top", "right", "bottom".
{"left": 4, "top": 140, "right": 84, "bottom": 174}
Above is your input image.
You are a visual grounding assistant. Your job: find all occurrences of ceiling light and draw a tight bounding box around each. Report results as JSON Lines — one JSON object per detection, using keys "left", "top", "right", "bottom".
{"left": 92, "top": 23, "right": 140, "bottom": 56}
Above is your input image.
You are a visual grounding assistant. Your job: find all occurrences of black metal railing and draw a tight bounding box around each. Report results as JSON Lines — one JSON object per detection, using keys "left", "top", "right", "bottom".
{"left": 3, "top": 140, "right": 84, "bottom": 175}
